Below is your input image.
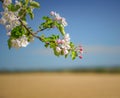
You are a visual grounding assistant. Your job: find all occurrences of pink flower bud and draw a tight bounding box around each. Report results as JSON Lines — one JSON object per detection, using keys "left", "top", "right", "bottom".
{"left": 56, "top": 39, "right": 62, "bottom": 44}
{"left": 80, "top": 48, "right": 83, "bottom": 51}
{"left": 50, "top": 11, "right": 55, "bottom": 16}
{"left": 79, "top": 55, "right": 82, "bottom": 59}
{"left": 79, "top": 46, "right": 83, "bottom": 54}
{"left": 61, "top": 39, "right": 65, "bottom": 44}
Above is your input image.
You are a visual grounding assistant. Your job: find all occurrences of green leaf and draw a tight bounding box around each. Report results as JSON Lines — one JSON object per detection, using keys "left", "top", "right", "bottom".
{"left": 7, "top": 4, "right": 20, "bottom": 12}
{"left": 70, "top": 42, "right": 75, "bottom": 49}
{"left": 53, "top": 48, "right": 60, "bottom": 57}
{"left": 8, "top": 38, "right": 12, "bottom": 49}
{"left": 25, "top": 0, "right": 29, "bottom": 6}
{"left": 30, "top": 1, "right": 40, "bottom": 8}
{"left": 44, "top": 43, "right": 49, "bottom": 48}
{"left": 65, "top": 54, "right": 69, "bottom": 58}
{"left": 29, "top": 12, "right": 34, "bottom": 19}
{"left": 57, "top": 25, "right": 65, "bottom": 35}
{"left": 42, "top": 16, "right": 49, "bottom": 20}
{"left": 11, "top": 26, "right": 26, "bottom": 38}
{"left": 18, "top": 9, "right": 26, "bottom": 20}
{"left": 71, "top": 51, "right": 77, "bottom": 60}
{"left": 50, "top": 42, "right": 55, "bottom": 48}
{"left": 27, "top": 7, "right": 34, "bottom": 19}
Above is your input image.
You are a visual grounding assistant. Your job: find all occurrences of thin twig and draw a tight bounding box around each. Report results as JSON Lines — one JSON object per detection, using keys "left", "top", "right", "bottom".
{"left": 19, "top": 19, "right": 43, "bottom": 41}
{"left": 34, "top": 28, "right": 46, "bottom": 34}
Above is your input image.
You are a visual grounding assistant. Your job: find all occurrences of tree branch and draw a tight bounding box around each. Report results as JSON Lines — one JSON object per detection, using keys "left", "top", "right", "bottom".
{"left": 19, "top": 19, "right": 43, "bottom": 41}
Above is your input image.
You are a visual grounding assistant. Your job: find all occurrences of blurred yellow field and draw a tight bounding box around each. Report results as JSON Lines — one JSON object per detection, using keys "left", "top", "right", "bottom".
{"left": 0, "top": 73, "right": 120, "bottom": 98}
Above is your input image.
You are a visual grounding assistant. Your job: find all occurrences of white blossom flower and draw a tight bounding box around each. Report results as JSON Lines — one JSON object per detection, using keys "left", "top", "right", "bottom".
{"left": 64, "top": 34, "right": 70, "bottom": 42}
{"left": 15, "top": 0, "right": 21, "bottom": 6}
{"left": 54, "top": 13, "right": 61, "bottom": 21}
{"left": 19, "top": 36, "right": 29, "bottom": 47}
{"left": 0, "top": 7, "right": 20, "bottom": 33}
{"left": 56, "top": 33, "right": 71, "bottom": 55}
{"left": 56, "top": 47, "right": 61, "bottom": 53}
{"left": 63, "top": 49, "right": 68, "bottom": 55}
{"left": 66, "top": 44, "right": 71, "bottom": 50}
{"left": 6, "top": 32, "right": 11, "bottom": 36}
{"left": 61, "top": 44, "right": 65, "bottom": 49}
{"left": 5, "top": 25, "right": 11, "bottom": 31}
{"left": 3, "top": 0, "right": 12, "bottom": 6}
{"left": 11, "top": 39, "right": 21, "bottom": 48}
{"left": 11, "top": 35, "right": 29, "bottom": 48}
{"left": 0, "top": 18, "right": 6, "bottom": 24}
{"left": 29, "top": 0, "right": 33, "bottom": 2}
{"left": 50, "top": 11, "right": 68, "bottom": 27}
{"left": 61, "top": 18, "right": 68, "bottom": 27}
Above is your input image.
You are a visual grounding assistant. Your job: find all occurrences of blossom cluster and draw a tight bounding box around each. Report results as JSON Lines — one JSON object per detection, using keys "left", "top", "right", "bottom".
{"left": 10, "top": 35, "right": 29, "bottom": 48}
{"left": 0, "top": 0, "right": 31, "bottom": 48}
{"left": 50, "top": 11, "right": 68, "bottom": 27}
{"left": 75, "top": 45, "right": 83, "bottom": 59}
{"left": 0, "top": 0, "right": 83, "bottom": 60}
{"left": 3, "top": 0, "right": 12, "bottom": 6}
{"left": 56, "top": 33, "right": 71, "bottom": 55}
{"left": 0, "top": 0, "right": 20, "bottom": 35}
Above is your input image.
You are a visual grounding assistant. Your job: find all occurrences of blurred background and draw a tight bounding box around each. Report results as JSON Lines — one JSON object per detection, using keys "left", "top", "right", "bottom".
{"left": 0, "top": 0, "right": 120, "bottom": 98}
{"left": 0, "top": 0, "right": 120, "bottom": 72}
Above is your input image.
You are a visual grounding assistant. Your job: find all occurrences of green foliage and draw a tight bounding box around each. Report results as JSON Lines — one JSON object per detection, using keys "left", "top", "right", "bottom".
{"left": 25, "top": 0, "right": 29, "bottom": 6}
{"left": 71, "top": 50, "right": 77, "bottom": 60}
{"left": 39, "top": 16, "right": 66, "bottom": 36}
{"left": 11, "top": 26, "right": 26, "bottom": 38}
{"left": 41, "top": 34, "right": 59, "bottom": 45}
{"left": 53, "top": 48, "right": 61, "bottom": 56}
{"left": 41, "top": 34, "right": 63, "bottom": 57}
{"left": 18, "top": 8, "right": 26, "bottom": 20}
{"left": 26, "top": 7, "right": 34, "bottom": 19}
{"left": 57, "top": 24, "right": 65, "bottom": 35}
{"left": 7, "top": 4, "right": 20, "bottom": 12}
{"left": 40, "top": 16, "right": 54, "bottom": 29}
{"left": 7, "top": 38, "right": 12, "bottom": 49}
{"left": 70, "top": 42, "right": 75, "bottom": 49}
{"left": 29, "top": 1, "right": 40, "bottom": 8}
{"left": 17, "top": 0, "right": 40, "bottom": 20}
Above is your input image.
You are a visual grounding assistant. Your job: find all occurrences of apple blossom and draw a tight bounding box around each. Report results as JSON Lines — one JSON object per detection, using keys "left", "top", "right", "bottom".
{"left": 56, "top": 39, "right": 62, "bottom": 44}
{"left": 50, "top": 11, "right": 68, "bottom": 27}
{"left": 56, "top": 47, "right": 61, "bottom": 53}
{"left": 63, "top": 49, "right": 69, "bottom": 55}
{"left": 75, "top": 45, "right": 83, "bottom": 59}
{"left": 11, "top": 39, "right": 21, "bottom": 48}
{"left": 56, "top": 33, "right": 71, "bottom": 55}
{"left": 79, "top": 55, "right": 82, "bottom": 59}
{"left": 0, "top": 18, "right": 6, "bottom": 24}
{"left": 3, "top": 0, "right": 12, "bottom": 6}
{"left": 0, "top": 0, "right": 83, "bottom": 60}
{"left": 11, "top": 35, "right": 29, "bottom": 48}
{"left": 6, "top": 32, "right": 11, "bottom": 36}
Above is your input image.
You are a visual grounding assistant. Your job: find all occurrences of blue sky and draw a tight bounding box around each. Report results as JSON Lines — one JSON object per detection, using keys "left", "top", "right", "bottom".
{"left": 0, "top": 0, "right": 120, "bottom": 70}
